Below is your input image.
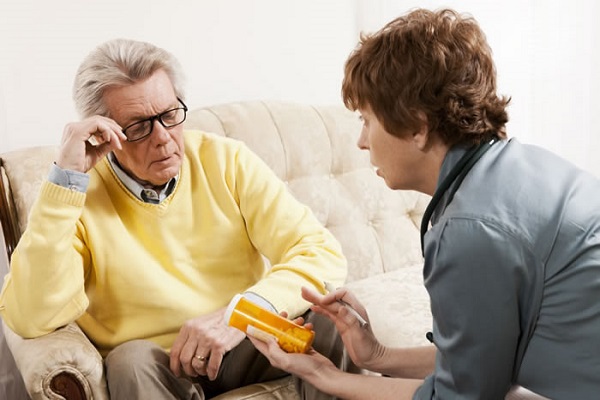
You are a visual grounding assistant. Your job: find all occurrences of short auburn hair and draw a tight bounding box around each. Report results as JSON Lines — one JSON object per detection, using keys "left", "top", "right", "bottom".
{"left": 342, "top": 8, "right": 510, "bottom": 146}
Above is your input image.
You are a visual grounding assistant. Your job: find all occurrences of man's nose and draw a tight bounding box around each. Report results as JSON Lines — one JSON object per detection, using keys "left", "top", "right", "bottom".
{"left": 151, "top": 119, "right": 172, "bottom": 143}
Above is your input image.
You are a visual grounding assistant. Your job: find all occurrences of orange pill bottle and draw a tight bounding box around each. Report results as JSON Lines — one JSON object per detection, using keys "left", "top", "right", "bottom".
{"left": 224, "top": 294, "right": 315, "bottom": 353}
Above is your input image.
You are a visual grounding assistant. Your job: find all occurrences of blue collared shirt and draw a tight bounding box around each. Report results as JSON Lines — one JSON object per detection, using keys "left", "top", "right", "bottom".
{"left": 415, "top": 138, "right": 600, "bottom": 399}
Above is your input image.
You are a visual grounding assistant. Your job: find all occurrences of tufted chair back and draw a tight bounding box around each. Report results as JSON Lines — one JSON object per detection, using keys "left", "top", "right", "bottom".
{"left": 1, "top": 146, "right": 58, "bottom": 258}
{"left": 185, "top": 101, "right": 428, "bottom": 282}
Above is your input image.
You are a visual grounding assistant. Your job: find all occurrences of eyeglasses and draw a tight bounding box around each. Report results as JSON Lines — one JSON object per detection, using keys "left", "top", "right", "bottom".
{"left": 122, "top": 98, "right": 188, "bottom": 142}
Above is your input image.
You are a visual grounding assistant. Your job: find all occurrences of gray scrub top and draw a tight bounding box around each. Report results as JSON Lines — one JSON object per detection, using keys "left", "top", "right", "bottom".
{"left": 414, "top": 138, "right": 600, "bottom": 399}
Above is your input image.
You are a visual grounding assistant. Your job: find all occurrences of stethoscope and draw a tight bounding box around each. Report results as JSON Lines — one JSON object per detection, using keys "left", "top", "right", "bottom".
{"left": 420, "top": 137, "right": 499, "bottom": 256}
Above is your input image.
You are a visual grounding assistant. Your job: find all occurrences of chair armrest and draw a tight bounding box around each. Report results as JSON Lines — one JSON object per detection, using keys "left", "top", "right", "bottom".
{"left": 3, "top": 321, "right": 109, "bottom": 400}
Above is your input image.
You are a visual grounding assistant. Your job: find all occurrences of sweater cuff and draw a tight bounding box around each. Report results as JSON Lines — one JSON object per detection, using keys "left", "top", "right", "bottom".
{"left": 40, "top": 180, "right": 86, "bottom": 208}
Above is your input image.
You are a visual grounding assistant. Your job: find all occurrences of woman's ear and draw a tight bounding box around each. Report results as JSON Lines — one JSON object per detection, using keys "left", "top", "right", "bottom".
{"left": 412, "top": 111, "right": 430, "bottom": 151}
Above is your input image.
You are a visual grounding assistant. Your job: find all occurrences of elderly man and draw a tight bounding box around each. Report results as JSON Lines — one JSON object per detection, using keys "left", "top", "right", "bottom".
{"left": 0, "top": 38, "right": 351, "bottom": 399}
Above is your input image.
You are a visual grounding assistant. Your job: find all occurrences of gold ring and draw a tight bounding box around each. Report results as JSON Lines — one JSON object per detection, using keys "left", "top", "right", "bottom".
{"left": 195, "top": 355, "right": 207, "bottom": 362}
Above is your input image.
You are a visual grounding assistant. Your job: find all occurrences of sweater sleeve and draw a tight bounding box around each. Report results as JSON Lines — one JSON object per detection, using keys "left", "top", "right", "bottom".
{"left": 231, "top": 143, "right": 347, "bottom": 316}
{"left": 415, "top": 217, "right": 540, "bottom": 399}
{"left": 0, "top": 181, "right": 90, "bottom": 338}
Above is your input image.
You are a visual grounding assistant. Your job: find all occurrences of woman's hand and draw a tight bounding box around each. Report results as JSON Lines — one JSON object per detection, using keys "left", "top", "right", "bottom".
{"left": 248, "top": 333, "right": 337, "bottom": 385}
{"left": 303, "top": 286, "right": 386, "bottom": 369}
{"left": 249, "top": 320, "right": 425, "bottom": 400}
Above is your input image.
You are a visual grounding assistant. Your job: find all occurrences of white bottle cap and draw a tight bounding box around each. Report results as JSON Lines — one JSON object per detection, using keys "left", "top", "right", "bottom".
{"left": 223, "top": 293, "right": 243, "bottom": 326}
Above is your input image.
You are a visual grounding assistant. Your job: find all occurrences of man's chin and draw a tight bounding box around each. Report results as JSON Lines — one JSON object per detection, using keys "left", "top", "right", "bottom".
{"left": 149, "top": 163, "right": 180, "bottom": 185}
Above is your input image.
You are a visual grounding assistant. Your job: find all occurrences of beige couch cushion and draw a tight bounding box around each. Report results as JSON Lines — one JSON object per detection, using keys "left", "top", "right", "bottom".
{"left": 348, "top": 267, "right": 432, "bottom": 348}
{"left": 1, "top": 146, "right": 57, "bottom": 236}
{"left": 186, "top": 101, "right": 429, "bottom": 283}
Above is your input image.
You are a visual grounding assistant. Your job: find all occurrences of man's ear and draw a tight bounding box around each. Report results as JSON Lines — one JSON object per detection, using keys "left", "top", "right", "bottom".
{"left": 412, "top": 111, "right": 430, "bottom": 151}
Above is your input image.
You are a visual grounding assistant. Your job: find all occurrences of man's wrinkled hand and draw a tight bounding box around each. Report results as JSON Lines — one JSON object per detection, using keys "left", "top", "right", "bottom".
{"left": 57, "top": 116, "right": 127, "bottom": 173}
{"left": 169, "top": 307, "right": 246, "bottom": 381}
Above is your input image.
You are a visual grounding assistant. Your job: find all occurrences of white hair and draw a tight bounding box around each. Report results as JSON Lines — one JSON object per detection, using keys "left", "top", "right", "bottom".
{"left": 73, "top": 38, "right": 186, "bottom": 118}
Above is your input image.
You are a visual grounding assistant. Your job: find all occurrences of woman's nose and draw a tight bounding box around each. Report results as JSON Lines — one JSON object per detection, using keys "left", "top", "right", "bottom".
{"left": 357, "top": 129, "right": 369, "bottom": 150}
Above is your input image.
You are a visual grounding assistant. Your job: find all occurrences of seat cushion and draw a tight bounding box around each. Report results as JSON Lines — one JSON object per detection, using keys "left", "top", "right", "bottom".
{"left": 347, "top": 265, "right": 431, "bottom": 348}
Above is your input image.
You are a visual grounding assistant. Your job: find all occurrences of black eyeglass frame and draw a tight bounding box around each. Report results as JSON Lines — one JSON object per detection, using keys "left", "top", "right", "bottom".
{"left": 122, "top": 97, "right": 188, "bottom": 142}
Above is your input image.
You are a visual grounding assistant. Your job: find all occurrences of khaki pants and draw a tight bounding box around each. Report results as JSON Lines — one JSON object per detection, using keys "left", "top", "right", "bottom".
{"left": 105, "top": 311, "right": 357, "bottom": 400}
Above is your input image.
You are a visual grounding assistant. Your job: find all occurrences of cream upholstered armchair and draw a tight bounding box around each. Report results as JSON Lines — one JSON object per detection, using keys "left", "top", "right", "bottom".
{"left": 0, "top": 101, "right": 432, "bottom": 400}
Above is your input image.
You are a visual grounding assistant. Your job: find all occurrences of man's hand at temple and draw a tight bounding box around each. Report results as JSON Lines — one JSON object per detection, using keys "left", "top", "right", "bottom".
{"left": 57, "top": 116, "right": 127, "bottom": 173}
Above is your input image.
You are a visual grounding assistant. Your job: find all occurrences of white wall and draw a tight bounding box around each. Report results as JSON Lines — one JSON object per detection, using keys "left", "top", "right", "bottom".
{"left": 1, "top": 0, "right": 599, "bottom": 175}
{"left": 0, "top": 0, "right": 358, "bottom": 151}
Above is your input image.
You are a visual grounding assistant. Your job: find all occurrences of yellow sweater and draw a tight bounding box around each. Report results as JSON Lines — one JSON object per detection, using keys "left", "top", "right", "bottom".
{"left": 0, "top": 131, "right": 347, "bottom": 355}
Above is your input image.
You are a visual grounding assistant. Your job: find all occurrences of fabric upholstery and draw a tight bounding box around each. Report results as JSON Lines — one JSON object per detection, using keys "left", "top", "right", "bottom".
{"left": 1, "top": 146, "right": 57, "bottom": 236}
{"left": 186, "top": 102, "right": 428, "bottom": 282}
{"left": 0, "top": 227, "right": 28, "bottom": 400}
{"left": 1, "top": 101, "right": 432, "bottom": 399}
{"left": 3, "top": 321, "right": 108, "bottom": 400}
